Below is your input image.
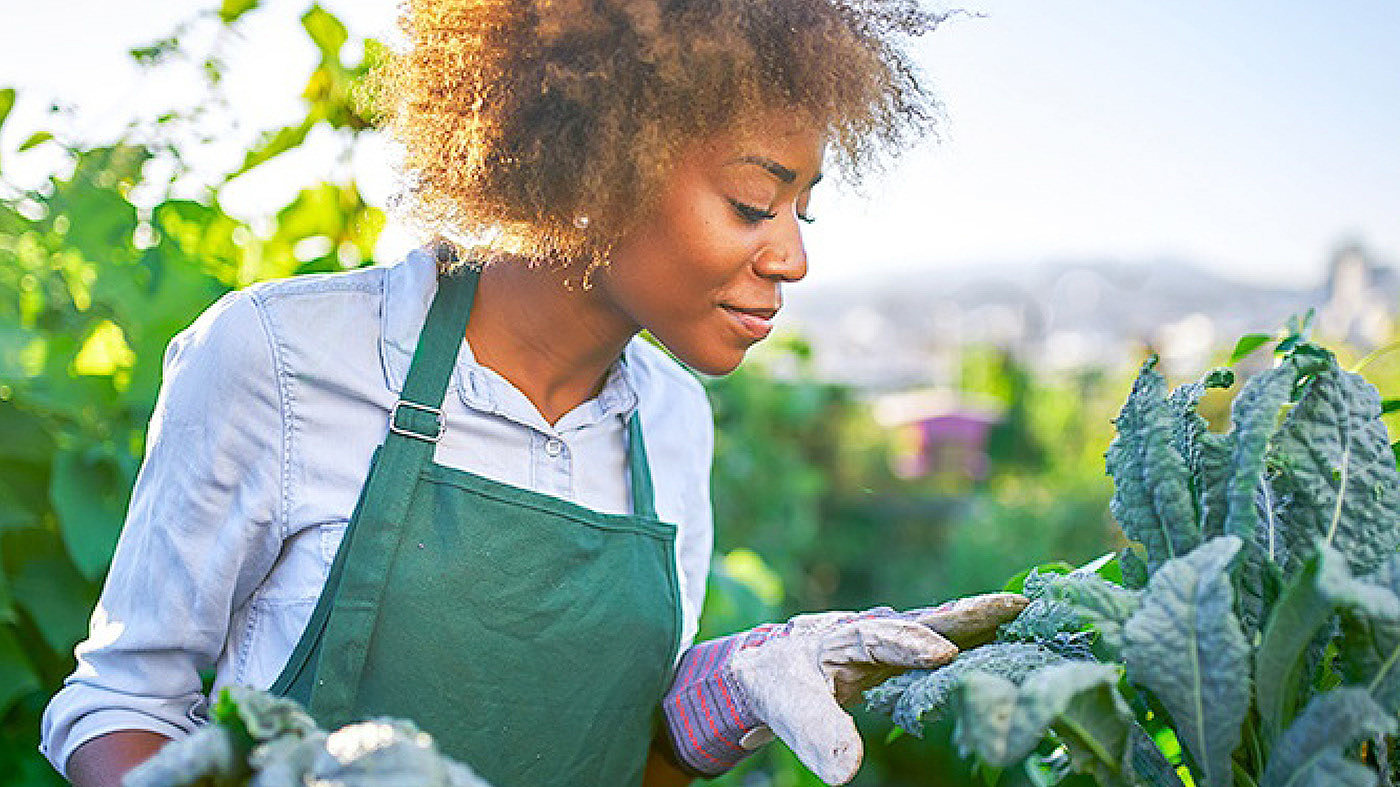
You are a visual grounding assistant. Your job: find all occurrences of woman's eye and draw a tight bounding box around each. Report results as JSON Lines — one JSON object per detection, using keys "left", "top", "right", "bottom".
{"left": 729, "top": 199, "right": 777, "bottom": 223}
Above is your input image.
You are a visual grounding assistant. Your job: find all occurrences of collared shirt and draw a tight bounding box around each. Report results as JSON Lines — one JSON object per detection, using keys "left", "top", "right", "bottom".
{"left": 40, "top": 248, "right": 716, "bottom": 778}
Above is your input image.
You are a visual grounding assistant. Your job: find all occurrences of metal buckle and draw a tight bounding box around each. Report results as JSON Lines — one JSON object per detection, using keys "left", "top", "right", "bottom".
{"left": 389, "top": 400, "right": 445, "bottom": 443}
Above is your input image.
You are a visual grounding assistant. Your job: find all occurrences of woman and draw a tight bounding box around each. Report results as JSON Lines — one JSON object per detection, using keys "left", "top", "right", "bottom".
{"left": 42, "top": 1, "right": 1024, "bottom": 784}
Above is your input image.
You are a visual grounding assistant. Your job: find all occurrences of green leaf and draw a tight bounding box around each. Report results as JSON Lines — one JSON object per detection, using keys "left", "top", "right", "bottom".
{"left": 1106, "top": 359, "right": 1201, "bottom": 573}
{"left": 18, "top": 131, "right": 53, "bottom": 152}
{"left": 1255, "top": 544, "right": 1346, "bottom": 747}
{"left": 50, "top": 447, "right": 129, "bottom": 581}
{"left": 0, "top": 87, "right": 14, "bottom": 171}
{"left": 952, "top": 662, "right": 1134, "bottom": 784}
{"left": 230, "top": 117, "right": 315, "bottom": 179}
{"left": 1259, "top": 688, "right": 1394, "bottom": 787}
{"left": 0, "top": 87, "right": 14, "bottom": 129}
{"left": 1230, "top": 334, "right": 1273, "bottom": 364}
{"left": 0, "top": 625, "right": 41, "bottom": 717}
{"left": 1041, "top": 572, "right": 1141, "bottom": 658}
{"left": 1381, "top": 399, "right": 1400, "bottom": 415}
{"left": 218, "top": 0, "right": 260, "bottom": 23}
{"left": 1332, "top": 553, "right": 1400, "bottom": 713}
{"left": 866, "top": 642, "right": 1065, "bottom": 736}
{"left": 6, "top": 527, "right": 97, "bottom": 656}
{"left": 1128, "top": 726, "right": 1187, "bottom": 787}
{"left": 1213, "top": 359, "right": 1304, "bottom": 636}
{"left": 1270, "top": 355, "right": 1400, "bottom": 577}
{"left": 1164, "top": 373, "right": 1228, "bottom": 539}
{"left": 1118, "top": 548, "right": 1149, "bottom": 589}
{"left": 1219, "top": 359, "right": 1297, "bottom": 561}
{"left": 301, "top": 5, "right": 348, "bottom": 59}
{"left": 1005, "top": 562, "right": 1075, "bottom": 595}
{"left": 1123, "top": 536, "right": 1250, "bottom": 787}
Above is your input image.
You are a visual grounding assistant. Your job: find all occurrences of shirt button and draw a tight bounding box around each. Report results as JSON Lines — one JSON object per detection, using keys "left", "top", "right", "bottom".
{"left": 544, "top": 438, "right": 564, "bottom": 457}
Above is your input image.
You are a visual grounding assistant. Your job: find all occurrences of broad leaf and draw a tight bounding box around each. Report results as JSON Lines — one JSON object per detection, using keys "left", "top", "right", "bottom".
{"left": 1255, "top": 543, "right": 1346, "bottom": 747}
{"left": 1333, "top": 553, "right": 1400, "bottom": 713}
{"left": 219, "top": 0, "right": 260, "bottom": 24}
{"left": 0, "top": 625, "right": 40, "bottom": 717}
{"left": 1123, "top": 537, "right": 1249, "bottom": 787}
{"left": 1217, "top": 359, "right": 1306, "bottom": 637}
{"left": 952, "top": 662, "right": 1133, "bottom": 784}
{"left": 1219, "top": 359, "right": 1297, "bottom": 560}
{"left": 302, "top": 5, "right": 348, "bottom": 59}
{"left": 6, "top": 528, "right": 97, "bottom": 656}
{"left": 1259, "top": 687, "right": 1394, "bottom": 787}
{"left": 866, "top": 642, "right": 1065, "bottom": 736}
{"left": 1107, "top": 360, "right": 1200, "bottom": 573}
{"left": 1271, "top": 357, "right": 1400, "bottom": 577}
{"left": 1040, "top": 571, "right": 1141, "bottom": 658}
{"left": 1166, "top": 373, "right": 1230, "bottom": 540}
{"left": 50, "top": 447, "right": 129, "bottom": 581}
{"left": 1230, "top": 333, "right": 1273, "bottom": 363}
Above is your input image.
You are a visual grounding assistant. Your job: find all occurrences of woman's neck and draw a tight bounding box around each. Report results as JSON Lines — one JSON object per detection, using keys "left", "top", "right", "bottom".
{"left": 463, "top": 259, "right": 638, "bottom": 426}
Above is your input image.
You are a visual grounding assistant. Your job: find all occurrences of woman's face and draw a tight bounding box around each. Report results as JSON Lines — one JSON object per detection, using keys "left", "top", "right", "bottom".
{"left": 596, "top": 114, "right": 825, "bottom": 376}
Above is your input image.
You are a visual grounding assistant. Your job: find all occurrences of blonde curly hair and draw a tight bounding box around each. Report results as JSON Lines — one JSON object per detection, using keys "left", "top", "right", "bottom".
{"left": 367, "top": 0, "right": 946, "bottom": 271}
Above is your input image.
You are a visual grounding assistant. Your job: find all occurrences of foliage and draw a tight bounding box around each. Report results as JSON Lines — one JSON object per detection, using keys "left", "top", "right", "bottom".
{"left": 0, "top": 5, "right": 382, "bottom": 782}
{"left": 866, "top": 335, "right": 1400, "bottom": 785}
{"left": 125, "top": 686, "right": 490, "bottom": 786}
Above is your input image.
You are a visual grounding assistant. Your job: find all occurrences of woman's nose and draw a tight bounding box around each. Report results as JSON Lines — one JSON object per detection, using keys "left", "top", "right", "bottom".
{"left": 753, "top": 219, "right": 808, "bottom": 283}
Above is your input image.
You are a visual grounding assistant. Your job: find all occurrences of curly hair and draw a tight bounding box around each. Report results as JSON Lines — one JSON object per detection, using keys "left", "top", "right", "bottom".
{"left": 367, "top": 0, "right": 947, "bottom": 271}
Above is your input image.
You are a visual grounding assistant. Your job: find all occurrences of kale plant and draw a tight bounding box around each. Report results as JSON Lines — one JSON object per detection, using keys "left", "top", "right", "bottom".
{"left": 867, "top": 336, "right": 1400, "bottom": 786}
{"left": 123, "top": 687, "right": 491, "bottom": 786}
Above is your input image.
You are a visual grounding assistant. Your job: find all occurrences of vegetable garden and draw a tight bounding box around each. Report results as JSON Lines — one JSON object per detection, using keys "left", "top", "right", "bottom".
{"left": 867, "top": 332, "right": 1400, "bottom": 785}
{"left": 4, "top": 4, "right": 1400, "bottom": 786}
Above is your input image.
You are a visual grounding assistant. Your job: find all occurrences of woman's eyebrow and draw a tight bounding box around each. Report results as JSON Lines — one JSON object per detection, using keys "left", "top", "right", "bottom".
{"left": 732, "top": 155, "right": 824, "bottom": 188}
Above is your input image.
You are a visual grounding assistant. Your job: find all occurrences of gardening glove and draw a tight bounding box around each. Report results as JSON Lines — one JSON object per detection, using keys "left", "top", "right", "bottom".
{"left": 661, "top": 592, "right": 1028, "bottom": 785}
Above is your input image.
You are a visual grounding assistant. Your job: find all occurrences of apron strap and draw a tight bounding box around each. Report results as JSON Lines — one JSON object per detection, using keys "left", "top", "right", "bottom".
{"left": 396, "top": 268, "right": 480, "bottom": 436}
{"left": 306, "top": 266, "right": 478, "bottom": 722}
{"left": 626, "top": 413, "right": 658, "bottom": 520}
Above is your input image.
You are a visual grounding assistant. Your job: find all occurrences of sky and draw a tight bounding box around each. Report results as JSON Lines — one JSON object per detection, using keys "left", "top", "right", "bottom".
{"left": 2, "top": 0, "right": 1398, "bottom": 288}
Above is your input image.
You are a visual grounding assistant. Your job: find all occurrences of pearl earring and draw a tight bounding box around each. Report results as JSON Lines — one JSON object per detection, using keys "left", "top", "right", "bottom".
{"left": 573, "top": 215, "right": 590, "bottom": 230}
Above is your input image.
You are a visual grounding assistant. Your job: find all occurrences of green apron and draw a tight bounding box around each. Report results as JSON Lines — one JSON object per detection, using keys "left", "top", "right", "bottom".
{"left": 270, "top": 267, "right": 683, "bottom": 786}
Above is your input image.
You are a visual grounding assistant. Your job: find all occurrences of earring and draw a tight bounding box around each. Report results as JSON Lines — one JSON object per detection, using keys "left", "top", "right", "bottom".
{"left": 573, "top": 215, "right": 590, "bottom": 230}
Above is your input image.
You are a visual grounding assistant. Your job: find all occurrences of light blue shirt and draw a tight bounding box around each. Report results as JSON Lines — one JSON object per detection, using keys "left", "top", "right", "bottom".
{"left": 40, "top": 248, "right": 716, "bottom": 777}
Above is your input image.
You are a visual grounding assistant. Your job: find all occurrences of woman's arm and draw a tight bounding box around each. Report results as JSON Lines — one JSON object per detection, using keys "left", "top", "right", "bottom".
{"left": 643, "top": 736, "right": 694, "bottom": 787}
{"left": 40, "top": 289, "right": 288, "bottom": 777}
{"left": 66, "top": 730, "right": 172, "bottom": 787}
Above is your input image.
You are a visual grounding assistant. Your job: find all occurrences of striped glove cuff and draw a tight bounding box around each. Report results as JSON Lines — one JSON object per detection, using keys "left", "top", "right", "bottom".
{"left": 661, "top": 608, "right": 902, "bottom": 776}
{"left": 661, "top": 626, "right": 776, "bottom": 775}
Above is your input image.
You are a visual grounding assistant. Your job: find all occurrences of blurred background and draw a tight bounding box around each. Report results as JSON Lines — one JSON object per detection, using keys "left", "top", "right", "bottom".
{"left": 1, "top": 1, "right": 1398, "bottom": 784}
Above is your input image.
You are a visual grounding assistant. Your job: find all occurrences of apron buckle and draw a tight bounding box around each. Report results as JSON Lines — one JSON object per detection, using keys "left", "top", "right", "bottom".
{"left": 389, "top": 400, "right": 445, "bottom": 443}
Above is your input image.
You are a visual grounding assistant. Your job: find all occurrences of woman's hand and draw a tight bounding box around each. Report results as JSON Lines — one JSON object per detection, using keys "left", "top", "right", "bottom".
{"left": 662, "top": 593, "right": 1028, "bottom": 785}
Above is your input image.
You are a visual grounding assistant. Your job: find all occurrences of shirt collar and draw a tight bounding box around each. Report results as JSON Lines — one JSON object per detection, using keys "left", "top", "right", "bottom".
{"left": 379, "top": 248, "right": 640, "bottom": 430}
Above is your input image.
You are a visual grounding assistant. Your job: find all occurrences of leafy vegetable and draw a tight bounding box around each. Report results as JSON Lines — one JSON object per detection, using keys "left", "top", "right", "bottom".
{"left": 124, "top": 687, "right": 491, "bottom": 787}
{"left": 867, "top": 334, "right": 1400, "bottom": 785}
{"left": 951, "top": 662, "right": 1134, "bottom": 783}
{"left": 1258, "top": 688, "right": 1395, "bottom": 787}
{"left": 1123, "top": 536, "right": 1249, "bottom": 786}
{"left": 865, "top": 642, "right": 1065, "bottom": 736}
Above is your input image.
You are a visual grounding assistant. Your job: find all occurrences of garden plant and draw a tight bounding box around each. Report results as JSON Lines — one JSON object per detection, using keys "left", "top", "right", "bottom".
{"left": 867, "top": 326, "right": 1400, "bottom": 786}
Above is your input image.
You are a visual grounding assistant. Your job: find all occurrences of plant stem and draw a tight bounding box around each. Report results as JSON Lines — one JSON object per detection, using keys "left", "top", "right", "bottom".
{"left": 1232, "top": 759, "right": 1260, "bottom": 787}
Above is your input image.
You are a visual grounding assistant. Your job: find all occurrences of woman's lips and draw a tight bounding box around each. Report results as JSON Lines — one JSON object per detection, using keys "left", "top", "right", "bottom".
{"left": 721, "top": 304, "right": 777, "bottom": 340}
